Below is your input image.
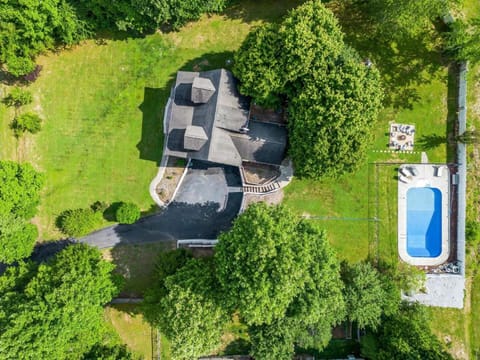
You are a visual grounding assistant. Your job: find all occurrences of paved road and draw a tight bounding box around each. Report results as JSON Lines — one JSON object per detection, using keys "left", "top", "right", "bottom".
{"left": 80, "top": 161, "right": 242, "bottom": 249}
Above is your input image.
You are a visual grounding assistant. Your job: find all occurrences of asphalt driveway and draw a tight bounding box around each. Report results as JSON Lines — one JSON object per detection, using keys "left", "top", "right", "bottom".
{"left": 80, "top": 160, "right": 242, "bottom": 249}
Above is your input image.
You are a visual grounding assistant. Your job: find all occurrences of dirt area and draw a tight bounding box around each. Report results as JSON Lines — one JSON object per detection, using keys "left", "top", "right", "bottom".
{"left": 156, "top": 156, "right": 187, "bottom": 203}
{"left": 242, "top": 162, "right": 280, "bottom": 185}
{"left": 242, "top": 189, "right": 284, "bottom": 208}
{"left": 250, "top": 104, "right": 287, "bottom": 125}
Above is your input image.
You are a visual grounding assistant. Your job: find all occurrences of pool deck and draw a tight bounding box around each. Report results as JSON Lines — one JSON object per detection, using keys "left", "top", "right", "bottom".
{"left": 398, "top": 164, "right": 450, "bottom": 266}
{"left": 402, "top": 274, "right": 465, "bottom": 309}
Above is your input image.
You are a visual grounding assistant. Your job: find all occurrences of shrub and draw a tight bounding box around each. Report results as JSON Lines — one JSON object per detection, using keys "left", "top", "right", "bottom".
{"left": 90, "top": 200, "right": 108, "bottom": 213}
{"left": 58, "top": 208, "right": 102, "bottom": 237}
{"left": 3, "top": 87, "right": 33, "bottom": 107}
{"left": 115, "top": 202, "right": 140, "bottom": 224}
{"left": 11, "top": 112, "right": 42, "bottom": 136}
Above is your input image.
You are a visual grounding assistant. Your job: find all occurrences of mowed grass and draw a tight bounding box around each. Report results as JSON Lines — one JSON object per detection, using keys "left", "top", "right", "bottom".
{"left": 0, "top": 0, "right": 303, "bottom": 239}
{"left": 105, "top": 304, "right": 156, "bottom": 360}
{"left": 102, "top": 241, "right": 176, "bottom": 297}
{"left": 284, "top": 75, "right": 449, "bottom": 263}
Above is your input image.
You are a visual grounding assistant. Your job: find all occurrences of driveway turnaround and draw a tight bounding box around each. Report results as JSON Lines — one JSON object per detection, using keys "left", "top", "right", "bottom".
{"left": 80, "top": 161, "right": 242, "bottom": 249}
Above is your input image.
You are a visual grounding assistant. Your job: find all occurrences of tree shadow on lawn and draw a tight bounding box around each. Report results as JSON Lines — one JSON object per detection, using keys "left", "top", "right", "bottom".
{"left": 136, "top": 51, "right": 236, "bottom": 164}
{"left": 0, "top": 239, "right": 77, "bottom": 275}
{"left": 109, "top": 241, "right": 176, "bottom": 300}
{"left": 417, "top": 134, "right": 448, "bottom": 150}
{"left": 329, "top": 1, "right": 446, "bottom": 110}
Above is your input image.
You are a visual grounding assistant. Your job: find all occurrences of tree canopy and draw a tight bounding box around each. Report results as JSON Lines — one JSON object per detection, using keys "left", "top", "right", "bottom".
{"left": 0, "top": 0, "right": 227, "bottom": 76}
{"left": 0, "top": 244, "right": 120, "bottom": 359}
{"left": 361, "top": 302, "right": 453, "bottom": 360}
{"left": 341, "top": 262, "right": 387, "bottom": 330}
{"left": 0, "top": 161, "right": 44, "bottom": 220}
{"left": 0, "top": 0, "right": 87, "bottom": 76}
{"left": 156, "top": 258, "right": 228, "bottom": 360}
{"left": 233, "top": 0, "right": 383, "bottom": 178}
{"left": 0, "top": 215, "right": 38, "bottom": 264}
{"left": 143, "top": 248, "right": 193, "bottom": 325}
{"left": 215, "top": 203, "right": 316, "bottom": 325}
{"left": 444, "top": 18, "right": 480, "bottom": 63}
{"left": 215, "top": 203, "right": 345, "bottom": 357}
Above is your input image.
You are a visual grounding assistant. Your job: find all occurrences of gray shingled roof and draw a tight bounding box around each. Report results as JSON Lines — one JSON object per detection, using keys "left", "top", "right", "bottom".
{"left": 164, "top": 69, "right": 286, "bottom": 166}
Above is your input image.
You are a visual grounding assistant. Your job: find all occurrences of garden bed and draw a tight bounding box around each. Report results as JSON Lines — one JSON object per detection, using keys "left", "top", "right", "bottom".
{"left": 156, "top": 157, "right": 187, "bottom": 203}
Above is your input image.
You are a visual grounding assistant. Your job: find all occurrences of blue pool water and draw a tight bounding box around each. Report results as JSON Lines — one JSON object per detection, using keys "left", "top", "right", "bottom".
{"left": 406, "top": 187, "right": 442, "bottom": 257}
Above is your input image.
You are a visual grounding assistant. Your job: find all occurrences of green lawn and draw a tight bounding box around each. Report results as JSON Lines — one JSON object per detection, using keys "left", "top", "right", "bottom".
{"left": 0, "top": 0, "right": 303, "bottom": 239}
{"left": 102, "top": 242, "right": 176, "bottom": 297}
{"left": 283, "top": 75, "right": 449, "bottom": 264}
{"left": 105, "top": 304, "right": 158, "bottom": 360}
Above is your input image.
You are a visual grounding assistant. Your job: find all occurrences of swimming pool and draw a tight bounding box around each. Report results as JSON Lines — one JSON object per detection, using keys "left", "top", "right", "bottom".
{"left": 398, "top": 164, "right": 450, "bottom": 266}
{"left": 406, "top": 187, "right": 442, "bottom": 257}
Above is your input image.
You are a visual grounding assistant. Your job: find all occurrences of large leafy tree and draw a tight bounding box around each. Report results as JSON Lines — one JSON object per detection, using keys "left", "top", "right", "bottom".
{"left": 73, "top": 0, "right": 226, "bottom": 32}
{"left": 0, "top": 215, "right": 38, "bottom": 264}
{"left": 215, "top": 203, "right": 345, "bottom": 357}
{"left": 444, "top": 18, "right": 480, "bottom": 63}
{"left": 215, "top": 203, "right": 315, "bottom": 325}
{"left": 156, "top": 258, "right": 228, "bottom": 360}
{"left": 341, "top": 262, "right": 387, "bottom": 330}
{"left": 0, "top": 161, "right": 43, "bottom": 263}
{"left": 143, "top": 248, "right": 193, "bottom": 325}
{"left": 361, "top": 302, "right": 453, "bottom": 360}
{"left": 0, "top": 161, "right": 44, "bottom": 220}
{"left": 233, "top": 1, "right": 383, "bottom": 178}
{"left": 0, "top": 0, "right": 87, "bottom": 76}
{"left": 0, "top": 244, "right": 120, "bottom": 359}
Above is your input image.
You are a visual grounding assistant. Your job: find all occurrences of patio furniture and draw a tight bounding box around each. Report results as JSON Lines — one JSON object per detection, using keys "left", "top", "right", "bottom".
{"left": 409, "top": 166, "right": 419, "bottom": 176}
{"left": 399, "top": 174, "right": 410, "bottom": 183}
{"left": 434, "top": 166, "right": 444, "bottom": 177}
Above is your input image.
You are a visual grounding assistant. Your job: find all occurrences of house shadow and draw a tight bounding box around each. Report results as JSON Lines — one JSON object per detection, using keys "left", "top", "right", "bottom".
{"left": 137, "top": 87, "right": 166, "bottom": 163}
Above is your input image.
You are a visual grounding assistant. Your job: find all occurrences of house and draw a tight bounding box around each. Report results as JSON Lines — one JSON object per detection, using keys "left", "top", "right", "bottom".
{"left": 164, "top": 69, "right": 287, "bottom": 167}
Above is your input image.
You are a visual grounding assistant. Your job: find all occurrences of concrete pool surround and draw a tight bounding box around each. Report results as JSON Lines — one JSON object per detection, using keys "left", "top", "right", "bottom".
{"left": 398, "top": 164, "right": 450, "bottom": 266}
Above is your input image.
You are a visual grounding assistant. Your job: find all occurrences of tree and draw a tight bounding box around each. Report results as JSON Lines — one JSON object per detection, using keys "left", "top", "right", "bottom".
{"left": 115, "top": 202, "right": 140, "bottom": 224}
{"left": 81, "top": 344, "right": 138, "bottom": 360}
{"left": 0, "top": 161, "right": 44, "bottom": 220}
{"left": 456, "top": 129, "right": 480, "bottom": 144}
{"left": 249, "top": 318, "right": 298, "bottom": 360}
{"left": 11, "top": 112, "right": 43, "bottom": 137}
{"left": 444, "top": 18, "right": 480, "bottom": 63}
{"left": 215, "top": 203, "right": 346, "bottom": 356}
{"left": 287, "top": 50, "right": 382, "bottom": 178}
{"left": 0, "top": 244, "right": 120, "bottom": 359}
{"left": 0, "top": 214, "right": 38, "bottom": 264}
{"left": 3, "top": 87, "right": 33, "bottom": 107}
{"left": 156, "top": 258, "right": 228, "bottom": 360}
{"left": 57, "top": 208, "right": 103, "bottom": 237}
{"left": 143, "top": 248, "right": 193, "bottom": 325}
{"left": 73, "top": 0, "right": 227, "bottom": 32}
{"left": 215, "top": 203, "right": 315, "bottom": 325}
{"left": 233, "top": 1, "right": 383, "bottom": 178}
{"left": 361, "top": 302, "right": 453, "bottom": 360}
{"left": 249, "top": 224, "right": 346, "bottom": 358}
{"left": 341, "top": 262, "right": 386, "bottom": 330}
{"left": 0, "top": 0, "right": 88, "bottom": 76}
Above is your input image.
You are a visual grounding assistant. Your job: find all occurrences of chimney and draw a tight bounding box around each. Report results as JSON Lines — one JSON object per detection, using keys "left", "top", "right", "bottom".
{"left": 191, "top": 77, "right": 215, "bottom": 104}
